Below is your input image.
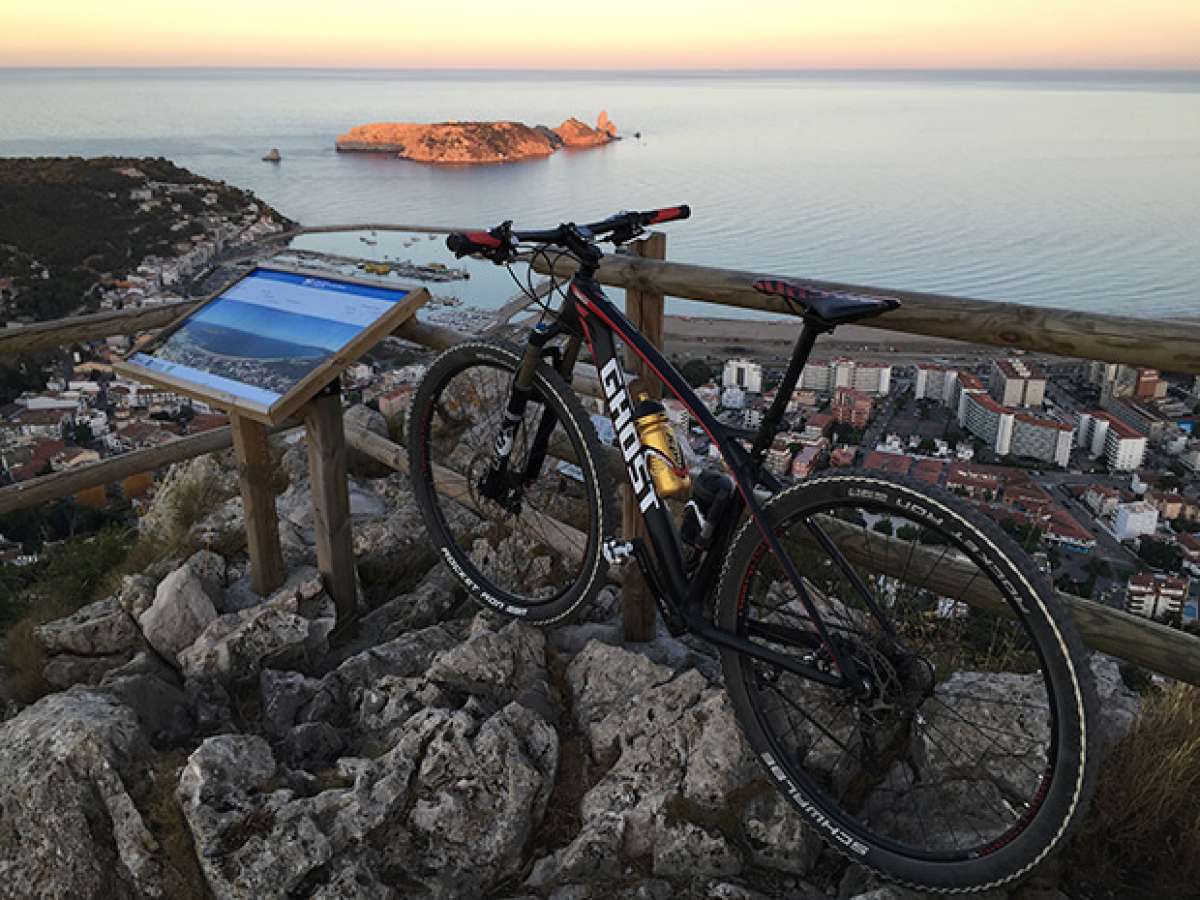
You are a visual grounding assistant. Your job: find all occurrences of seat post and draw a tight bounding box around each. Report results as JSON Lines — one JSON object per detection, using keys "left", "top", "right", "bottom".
{"left": 750, "top": 318, "right": 829, "bottom": 460}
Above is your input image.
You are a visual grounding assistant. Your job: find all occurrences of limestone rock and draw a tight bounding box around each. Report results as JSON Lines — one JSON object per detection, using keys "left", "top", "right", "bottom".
{"left": 175, "top": 595, "right": 563, "bottom": 898}
{"left": 739, "top": 791, "right": 823, "bottom": 876}
{"left": 554, "top": 114, "right": 618, "bottom": 148}
{"left": 426, "top": 618, "right": 548, "bottom": 708}
{"left": 0, "top": 690, "right": 165, "bottom": 899}
{"left": 177, "top": 604, "right": 313, "bottom": 683}
{"left": 99, "top": 652, "right": 192, "bottom": 746}
{"left": 43, "top": 650, "right": 136, "bottom": 691}
{"left": 566, "top": 639, "right": 674, "bottom": 761}
{"left": 532, "top": 642, "right": 777, "bottom": 891}
{"left": 36, "top": 597, "right": 139, "bottom": 657}
{"left": 1089, "top": 652, "right": 1141, "bottom": 752}
{"left": 361, "top": 564, "right": 467, "bottom": 640}
{"left": 652, "top": 814, "right": 742, "bottom": 879}
{"left": 117, "top": 573, "right": 156, "bottom": 619}
{"left": 138, "top": 564, "right": 219, "bottom": 659}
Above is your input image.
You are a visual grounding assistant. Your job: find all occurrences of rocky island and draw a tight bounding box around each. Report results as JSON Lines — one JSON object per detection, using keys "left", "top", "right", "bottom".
{"left": 335, "top": 112, "right": 618, "bottom": 165}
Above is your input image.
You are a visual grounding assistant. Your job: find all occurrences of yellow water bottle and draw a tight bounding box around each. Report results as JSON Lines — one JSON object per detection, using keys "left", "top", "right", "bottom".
{"left": 633, "top": 394, "right": 692, "bottom": 498}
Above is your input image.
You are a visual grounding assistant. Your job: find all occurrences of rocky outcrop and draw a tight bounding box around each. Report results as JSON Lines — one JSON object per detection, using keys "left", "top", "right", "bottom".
{"left": 554, "top": 112, "right": 617, "bottom": 148}
{"left": 528, "top": 640, "right": 820, "bottom": 890}
{"left": 0, "top": 690, "right": 166, "bottom": 899}
{"left": 180, "top": 615, "right": 559, "bottom": 899}
{"left": 336, "top": 113, "right": 617, "bottom": 165}
{"left": 35, "top": 597, "right": 144, "bottom": 690}
{"left": 0, "top": 444, "right": 1142, "bottom": 900}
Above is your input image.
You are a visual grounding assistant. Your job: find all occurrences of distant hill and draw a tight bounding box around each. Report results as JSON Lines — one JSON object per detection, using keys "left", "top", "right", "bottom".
{"left": 0, "top": 156, "right": 292, "bottom": 324}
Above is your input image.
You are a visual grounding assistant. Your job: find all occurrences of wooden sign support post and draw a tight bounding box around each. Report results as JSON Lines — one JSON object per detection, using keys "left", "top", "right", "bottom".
{"left": 229, "top": 413, "right": 285, "bottom": 596}
{"left": 303, "top": 379, "right": 359, "bottom": 639}
{"left": 622, "top": 231, "right": 667, "bottom": 643}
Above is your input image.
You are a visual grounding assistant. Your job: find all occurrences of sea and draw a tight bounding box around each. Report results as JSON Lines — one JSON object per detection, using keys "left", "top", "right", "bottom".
{"left": 1, "top": 68, "right": 1198, "bottom": 320}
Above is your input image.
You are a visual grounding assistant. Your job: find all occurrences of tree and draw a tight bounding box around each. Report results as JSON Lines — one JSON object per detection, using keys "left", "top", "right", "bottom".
{"left": 1137, "top": 538, "right": 1181, "bottom": 573}
{"left": 917, "top": 437, "right": 936, "bottom": 453}
{"left": 680, "top": 358, "right": 713, "bottom": 388}
{"left": 873, "top": 519, "right": 894, "bottom": 536}
{"left": 70, "top": 422, "right": 93, "bottom": 446}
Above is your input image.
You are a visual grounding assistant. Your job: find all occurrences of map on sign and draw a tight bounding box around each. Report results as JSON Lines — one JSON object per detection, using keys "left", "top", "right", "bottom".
{"left": 117, "top": 266, "right": 428, "bottom": 424}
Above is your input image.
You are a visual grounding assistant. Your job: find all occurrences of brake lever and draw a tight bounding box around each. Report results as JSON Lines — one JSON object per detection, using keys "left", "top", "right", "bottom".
{"left": 606, "top": 223, "right": 645, "bottom": 246}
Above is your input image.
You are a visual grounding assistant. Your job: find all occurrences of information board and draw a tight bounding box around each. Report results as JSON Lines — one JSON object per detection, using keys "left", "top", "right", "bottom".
{"left": 114, "top": 266, "right": 429, "bottom": 425}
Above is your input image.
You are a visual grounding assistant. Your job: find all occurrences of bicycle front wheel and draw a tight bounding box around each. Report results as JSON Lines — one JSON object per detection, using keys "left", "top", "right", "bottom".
{"left": 407, "top": 339, "right": 615, "bottom": 624}
{"left": 715, "top": 469, "right": 1096, "bottom": 893}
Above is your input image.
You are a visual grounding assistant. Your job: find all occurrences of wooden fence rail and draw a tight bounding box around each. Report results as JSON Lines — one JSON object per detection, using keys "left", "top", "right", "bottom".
{"left": 2, "top": 222, "right": 1198, "bottom": 684}
{"left": 530, "top": 253, "right": 1200, "bottom": 375}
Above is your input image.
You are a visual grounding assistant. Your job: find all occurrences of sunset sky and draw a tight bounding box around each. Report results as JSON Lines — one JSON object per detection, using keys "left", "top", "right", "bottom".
{"left": 2, "top": 0, "right": 1198, "bottom": 69}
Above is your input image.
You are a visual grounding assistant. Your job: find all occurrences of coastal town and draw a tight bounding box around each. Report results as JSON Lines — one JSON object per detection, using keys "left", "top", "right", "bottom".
{"left": 6, "top": 240, "right": 1200, "bottom": 632}
{"left": 2, "top": 158, "right": 1199, "bottom": 636}
{"left": 630, "top": 349, "right": 1200, "bottom": 627}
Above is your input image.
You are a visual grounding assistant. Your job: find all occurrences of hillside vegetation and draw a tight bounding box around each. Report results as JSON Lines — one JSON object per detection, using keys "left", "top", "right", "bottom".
{"left": 0, "top": 156, "right": 287, "bottom": 323}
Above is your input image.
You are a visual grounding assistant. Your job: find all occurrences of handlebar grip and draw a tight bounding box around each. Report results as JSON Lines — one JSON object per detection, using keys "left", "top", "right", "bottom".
{"left": 446, "top": 230, "right": 503, "bottom": 258}
{"left": 644, "top": 205, "right": 690, "bottom": 225}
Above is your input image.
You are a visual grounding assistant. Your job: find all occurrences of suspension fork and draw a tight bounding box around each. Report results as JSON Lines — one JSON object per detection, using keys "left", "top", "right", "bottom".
{"left": 520, "top": 332, "right": 582, "bottom": 482}
{"left": 480, "top": 323, "right": 581, "bottom": 498}
{"left": 478, "top": 323, "right": 553, "bottom": 499}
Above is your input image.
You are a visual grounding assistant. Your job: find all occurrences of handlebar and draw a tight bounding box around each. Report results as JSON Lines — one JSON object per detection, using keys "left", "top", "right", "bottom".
{"left": 446, "top": 205, "right": 690, "bottom": 262}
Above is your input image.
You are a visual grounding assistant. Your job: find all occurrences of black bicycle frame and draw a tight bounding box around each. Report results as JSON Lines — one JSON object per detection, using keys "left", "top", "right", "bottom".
{"left": 502, "top": 269, "right": 867, "bottom": 691}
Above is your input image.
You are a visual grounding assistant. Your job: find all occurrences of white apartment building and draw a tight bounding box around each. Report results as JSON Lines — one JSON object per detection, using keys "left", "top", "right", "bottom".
{"left": 1126, "top": 572, "right": 1190, "bottom": 620}
{"left": 989, "top": 359, "right": 1047, "bottom": 408}
{"left": 914, "top": 364, "right": 959, "bottom": 404}
{"left": 1077, "top": 411, "right": 1147, "bottom": 471}
{"left": 801, "top": 358, "right": 892, "bottom": 397}
{"left": 721, "top": 386, "right": 747, "bottom": 410}
{"left": 662, "top": 398, "right": 690, "bottom": 430}
{"left": 1010, "top": 414, "right": 1074, "bottom": 467}
{"left": 960, "top": 391, "right": 1014, "bottom": 456}
{"left": 1113, "top": 501, "right": 1159, "bottom": 541}
{"left": 722, "top": 359, "right": 763, "bottom": 394}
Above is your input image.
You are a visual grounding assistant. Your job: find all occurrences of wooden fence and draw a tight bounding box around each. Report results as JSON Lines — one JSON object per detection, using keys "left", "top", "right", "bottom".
{"left": 2, "top": 225, "right": 1199, "bottom": 686}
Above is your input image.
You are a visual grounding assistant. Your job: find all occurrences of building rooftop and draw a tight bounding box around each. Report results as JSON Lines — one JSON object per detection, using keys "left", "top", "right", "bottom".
{"left": 1014, "top": 413, "right": 1073, "bottom": 431}
{"left": 864, "top": 450, "right": 913, "bottom": 476}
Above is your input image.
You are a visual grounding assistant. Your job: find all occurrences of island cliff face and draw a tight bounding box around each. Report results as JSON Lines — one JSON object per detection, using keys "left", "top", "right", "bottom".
{"left": 335, "top": 113, "right": 617, "bottom": 164}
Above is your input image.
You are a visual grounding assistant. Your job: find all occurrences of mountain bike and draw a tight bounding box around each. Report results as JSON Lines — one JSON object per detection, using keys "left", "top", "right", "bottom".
{"left": 406, "top": 206, "right": 1097, "bottom": 892}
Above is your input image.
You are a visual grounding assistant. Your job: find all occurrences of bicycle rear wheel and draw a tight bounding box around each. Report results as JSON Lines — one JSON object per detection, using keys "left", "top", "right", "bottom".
{"left": 407, "top": 339, "right": 615, "bottom": 624}
{"left": 714, "top": 469, "right": 1096, "bottom": 892}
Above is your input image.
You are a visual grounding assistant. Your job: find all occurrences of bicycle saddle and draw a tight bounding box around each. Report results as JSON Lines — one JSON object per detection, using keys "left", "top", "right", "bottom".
{"left": 753, "top": 278, "right": 900, "bottom": 325}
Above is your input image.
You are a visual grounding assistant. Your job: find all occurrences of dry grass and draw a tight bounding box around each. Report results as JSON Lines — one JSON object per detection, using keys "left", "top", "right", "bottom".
{"left": 158, "top": 464, "right": 234, "bottom": 550}
{"left": 1, "top": 526, "right": 137, "bottom": 703}
{"left": 126, "top": 752, "right": 210, "bottom": 900}
{"left": 1069, "top": 683, "right": 1200, "bottom": 898}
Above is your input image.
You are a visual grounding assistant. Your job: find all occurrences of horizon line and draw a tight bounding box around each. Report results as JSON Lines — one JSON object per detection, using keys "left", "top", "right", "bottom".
{"left": 2, "top": 64, "right": 1198, "bottom": 75}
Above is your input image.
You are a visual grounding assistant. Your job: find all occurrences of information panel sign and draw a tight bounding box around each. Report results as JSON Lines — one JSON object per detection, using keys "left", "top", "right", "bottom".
{"left": 114, "top": 266, "right": 429, "bottom": 425}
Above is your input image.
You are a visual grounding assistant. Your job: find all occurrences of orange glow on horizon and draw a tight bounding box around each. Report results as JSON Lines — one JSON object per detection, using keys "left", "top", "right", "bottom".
{"left": 1, "top": 1, "right": 1198, "bottom": 70}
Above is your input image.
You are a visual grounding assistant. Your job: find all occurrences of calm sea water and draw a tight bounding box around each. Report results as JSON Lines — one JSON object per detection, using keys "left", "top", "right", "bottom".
{"left": 1, "top": 68, "right": 1198, "bottom": 318}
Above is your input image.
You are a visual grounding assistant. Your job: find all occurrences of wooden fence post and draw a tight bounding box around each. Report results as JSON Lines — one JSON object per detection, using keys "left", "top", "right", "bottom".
{"left": 622, "top": 231, "right": 667, "bottom": 642}
{"left": 303, "top": 384, "right": 359, "bottom": 640}
{"left": 229, "top": 414, "right": 285, "bottom": 597}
